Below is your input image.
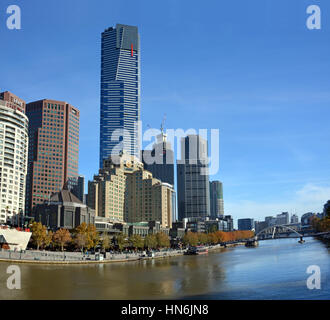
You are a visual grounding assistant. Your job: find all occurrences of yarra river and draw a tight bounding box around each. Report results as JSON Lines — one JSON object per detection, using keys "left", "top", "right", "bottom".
{"left": 0, "top": 238, "right": 329, "bottom": 300}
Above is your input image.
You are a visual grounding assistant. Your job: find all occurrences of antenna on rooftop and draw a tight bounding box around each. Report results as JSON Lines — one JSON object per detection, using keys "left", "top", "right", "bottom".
{"left": 160, "top": 114, "right": 167, "bottom": 134}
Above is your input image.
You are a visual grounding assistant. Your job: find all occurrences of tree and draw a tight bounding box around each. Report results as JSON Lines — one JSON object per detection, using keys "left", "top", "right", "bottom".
{"left": 30, "top": 221, "right": 47, "bottom": 250}
{"left": 53, "top": 228, "right": 72, "bottom": 251}
{"left": 183, "top": 232, "right": 198, "bottom": 247}
{"left": 326, "top": 206, "right": 330, "bottom": 218}
{"left": 100, "top": 233, "right": 111, "bottom": 252}
{"left": 144, "top": 234, "right": 157, "bottom": 250}
{"left": 43, "top": 230, "right": 53, "bottom": 249}
{"left": 115, "top": 233, "right": 126, "bottom": 251}
{"left": 74, "top": 233, "right": 87, "bottom": 253}
{"left": 86, "top": 224, "right": 100, "bottom": 250}
{"left": 156, "top": 232, "right": 170, "bottom": 248}
{"left": 74, "top": 222, "right": 100, "bottom": 250}
{"left": 129, "top": 235, "right": 144, "bottom": 250}
{"left": 197, "top": 232, "right": 208, "bottom": 245}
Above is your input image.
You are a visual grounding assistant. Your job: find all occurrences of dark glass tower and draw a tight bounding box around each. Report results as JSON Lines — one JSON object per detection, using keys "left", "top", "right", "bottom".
{"left": 142, "top": 132, "right": 174, "bottom": 186}
{"left": 99, "top": 24, "right": 140, "bottom": 168}
{"left": 209, "top": 180, "right": 224, "bottom": 218}
{"left": 177, "top": 135, "right": 210, "bottom": 221}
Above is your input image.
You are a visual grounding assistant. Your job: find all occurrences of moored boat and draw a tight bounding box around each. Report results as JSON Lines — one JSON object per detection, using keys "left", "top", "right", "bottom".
{"left": 185, "top": 246, "right": 208, "bottom": 255}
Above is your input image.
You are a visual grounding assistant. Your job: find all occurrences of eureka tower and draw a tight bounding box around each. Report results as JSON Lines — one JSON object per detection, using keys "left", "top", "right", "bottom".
{"left": 99, "top": 24, "right": 141, "bottom": 168}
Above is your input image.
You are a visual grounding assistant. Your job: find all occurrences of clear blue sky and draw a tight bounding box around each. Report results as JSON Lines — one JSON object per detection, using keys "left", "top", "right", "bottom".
{"left": 1, "top": 0, "right": 330, "bottom": 224}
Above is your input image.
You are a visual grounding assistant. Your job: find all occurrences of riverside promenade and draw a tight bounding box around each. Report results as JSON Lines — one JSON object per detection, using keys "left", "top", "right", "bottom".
{"left": 0, "top": 243, "right": 240, "bottom": 265}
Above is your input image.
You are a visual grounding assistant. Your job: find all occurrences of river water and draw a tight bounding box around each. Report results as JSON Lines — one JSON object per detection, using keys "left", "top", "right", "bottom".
{"left": 0, "top": 238, "right": 329, "bottom": 300}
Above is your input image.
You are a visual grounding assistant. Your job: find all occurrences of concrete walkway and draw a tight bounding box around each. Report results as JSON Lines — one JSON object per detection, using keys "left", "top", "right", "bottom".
{"left": 0, "top": 243, "right": 234, "bottom": 265}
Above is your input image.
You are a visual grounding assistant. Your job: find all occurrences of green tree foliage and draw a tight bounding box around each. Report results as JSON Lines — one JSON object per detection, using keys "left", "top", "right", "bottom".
{"left": 129, "top": 235, "right": 144, "bottom": 250}
{"left": 115, "top": 233, "right": 126, "bottom": 251}
{"left": 312, "top": 215, "right": 330, "bottom": 232}
{"left": 156, "top": 232, "right": 170, "bottom": 248}
{"left": 100, "top": 233, "right": 111, "bottom": 251}
{"left": 183, "top": 231, "right": 198, "bottom": 247}
{"left": 144, "top": 234, "right": 157, "bottom": 249}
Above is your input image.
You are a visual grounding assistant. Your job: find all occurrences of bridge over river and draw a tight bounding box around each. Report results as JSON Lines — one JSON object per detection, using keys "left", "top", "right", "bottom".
{"left": 244, "top": 224, "right": 330, "bottom": 246}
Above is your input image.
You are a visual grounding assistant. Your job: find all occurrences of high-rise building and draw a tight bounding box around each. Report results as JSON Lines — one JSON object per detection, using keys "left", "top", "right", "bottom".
{"left": 67, "top": 175, "right": 85, "bottom": 202}
{"left": 276, "top": 212, "right": 289, "bottom": 225}
{"left": 177, "top": 135, "right": 210, "bottom": 221}
{"left": 99, "top": 24, "right": 140, "bottom": 167}
{"left": 238, "top": 218, "right": 254, "bottom": 231}
{"left": 25, "top": 99, "right": 80, "bottom": 215}
{"left": 0, "top": 91, "right": 26, "bottom": 113}
{"left": 265, "top": 216, "right": 276, "bottom": 227}
{"left": 142, "top": 131, "right": 174, "bottom": 186}
{"left": 290, "top": 214, "right": 299, "bottom": 224}
{"left": 88, "top": 153, "right": 174, "bottom": 228}
{"left": 209, "top": 180, "right": 224, "bottom": 218}
{"left": 0, "top": 94, "right": 28, "bottom": 224}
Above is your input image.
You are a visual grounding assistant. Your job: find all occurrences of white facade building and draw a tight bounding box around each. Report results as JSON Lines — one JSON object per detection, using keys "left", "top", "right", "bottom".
{"left": 0, "top": 101, "right": 29, "bottom": 224}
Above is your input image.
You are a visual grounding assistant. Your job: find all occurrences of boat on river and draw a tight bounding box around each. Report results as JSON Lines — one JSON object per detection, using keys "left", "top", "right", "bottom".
{"left": 185, "top": 246, "right": 208, "bottom": 255}
{"left": 245, "top": 240, "right": 259, "bottom": 247}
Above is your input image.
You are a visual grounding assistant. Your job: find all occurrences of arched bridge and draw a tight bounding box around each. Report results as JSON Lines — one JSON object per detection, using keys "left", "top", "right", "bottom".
{"left": 255, "top": 224, "right": 303, "bottom": 240}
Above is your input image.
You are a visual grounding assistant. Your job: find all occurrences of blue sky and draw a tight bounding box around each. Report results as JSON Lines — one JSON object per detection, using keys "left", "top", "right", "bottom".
{"left": 1, "top": 0, "right": 330, "bottom": 224}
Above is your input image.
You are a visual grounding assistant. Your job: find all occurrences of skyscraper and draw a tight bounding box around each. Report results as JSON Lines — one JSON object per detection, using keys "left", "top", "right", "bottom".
{"left": 142, "top": 131, "right": 174, "bottom": 186}
{"left": 276, "top": 212, "right": 290, "bottom": 225}
{"left": 177, "top": 135, "right": 210, "bottom": 221}
{"left": 67, "top": 175, "right": 85, "bottom": 203}
{"left": 25, "top": 99, "right": 80, "bottom": 215}
{"left": 99, "top": 24, "right": 140, "bottom": 167}
{"left": 209, "top": 180, "right": 224, "bottom": 218}
{"left": 0, "top": 93, "right": 28, "bottom": 224}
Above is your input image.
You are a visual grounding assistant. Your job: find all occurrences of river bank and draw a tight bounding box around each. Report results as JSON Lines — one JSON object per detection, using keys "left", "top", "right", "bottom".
{"left": 0, "top": 242, "right": 245, "bottom": 265}
{"left": 1, "top": 238, "right": 329, "bottom": 300}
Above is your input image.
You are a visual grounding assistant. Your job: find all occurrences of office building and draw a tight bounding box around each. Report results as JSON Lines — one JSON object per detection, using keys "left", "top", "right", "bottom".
{"left": 142, "top": 131, "right": 174, "bottom": 186}
{"left": 254, "top": 220, "right": 268, "bottom": 234}
{"left": 99, "top": 24, "right": 140, "bottom": 167}
{"left": 291, "top": 214, "right": 299, "bottom": 224}
{"left": 265, "top": 216, "right": 276, "bottom": 227}
{"left": 276, "top": 212, "right": 290, "bottom": 225}
{"left": 25, "top": 99, "right": 80, "bottom": 215}
{"left": 67, "top": 175, "right": 85, "bottom": 202}
{"left": 0, "top": 94, "right": 28, "bottom": 224}
{"left": 0, "top": 91, "right": 26, "bottom": 113}
{"left": 88, "top": 153, "right": 174, "bottom": 228}
{"left": 209, "top": 180, "right": 224, "bottom": 218}
{"left": 301, "top": 212, "right": 316, "bottom": 226}
{"left": 238, "top": 218, "right": 254, "bottom": 231}
{"left": 177, "top": 135, "right": 210, "bottom": 221}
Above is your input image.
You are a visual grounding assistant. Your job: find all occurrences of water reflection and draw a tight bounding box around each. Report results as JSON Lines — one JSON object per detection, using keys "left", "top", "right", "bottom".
{"left": 0, "top": 238, "right": 329, "bottom": 300}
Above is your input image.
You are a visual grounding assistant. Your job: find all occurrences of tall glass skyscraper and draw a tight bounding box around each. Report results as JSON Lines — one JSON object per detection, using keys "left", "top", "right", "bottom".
{"left": 100, "top": 24, "right": 140, "bottom": 168}
{"left": 209, "top": 180, "right": 224, "bottom": 218}
{"left": 177, "top": 135, "right": 210, "bottom": 220}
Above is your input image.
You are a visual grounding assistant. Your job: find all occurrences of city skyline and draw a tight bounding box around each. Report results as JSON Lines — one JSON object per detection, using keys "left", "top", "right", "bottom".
{"left": 1, "top": 0, "right": 330, "bottom": 223}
